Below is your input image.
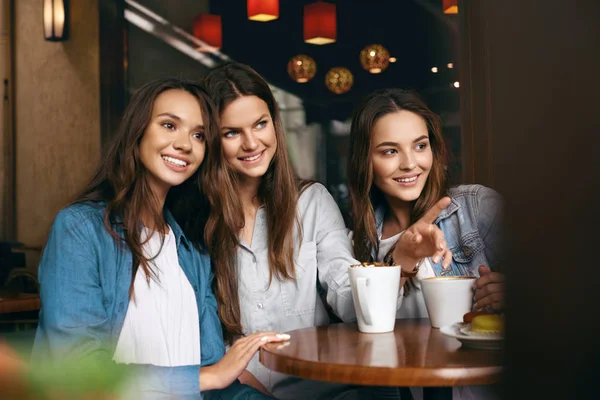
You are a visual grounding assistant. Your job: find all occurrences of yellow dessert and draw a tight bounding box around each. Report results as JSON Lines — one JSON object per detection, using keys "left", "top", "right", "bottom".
{"left": 471, "top": 314, "right": 504, "bottom": 333}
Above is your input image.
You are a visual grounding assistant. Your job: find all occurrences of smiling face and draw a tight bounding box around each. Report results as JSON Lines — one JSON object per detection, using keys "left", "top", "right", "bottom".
{"left": 370, "top": 110, "right": 433, "bottom": 204}
{"left": 219, "top": 95, "right": 277, "bottom": 185}
{"left": 139, "top": 89, "right": 206, "bottom": 200}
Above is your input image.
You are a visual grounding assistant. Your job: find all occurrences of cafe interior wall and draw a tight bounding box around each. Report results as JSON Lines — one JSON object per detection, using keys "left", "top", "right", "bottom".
{"left": 9, "top": 0, "right": 101, "bottom": 250}
{"left": 1, "top": 0, "right": 10, "bottom": 241}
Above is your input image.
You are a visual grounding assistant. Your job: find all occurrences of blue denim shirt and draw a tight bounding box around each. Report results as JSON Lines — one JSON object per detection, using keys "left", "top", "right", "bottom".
{"left": 32, "top": 202, "right": 225, "bottom": 397}
{"left": 376, "top": 184, "right": 503, "bottom": 276}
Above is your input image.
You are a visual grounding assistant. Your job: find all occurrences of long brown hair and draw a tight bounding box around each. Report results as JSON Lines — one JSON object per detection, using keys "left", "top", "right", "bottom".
{"left": 203, "top": 62, "right": 301, "bottom": 341}
{"left": 348, "top": 88, "right": 448, "bottom": 263}
{"left": 73, "top": 78, "right": 218, "bottom": 290}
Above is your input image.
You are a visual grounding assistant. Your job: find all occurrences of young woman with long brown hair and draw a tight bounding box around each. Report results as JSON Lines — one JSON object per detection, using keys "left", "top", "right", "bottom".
{"left": 32, "top": 78, "right": 288, "bottom": 399}
{"left": 348, "top": 88, "right": 505, "bottom": 319}
{"left": 201, "top": 63, "right": 454, "bottom": 399}
{"left": 347, "top": 88, "right": 506, "bottom": 400}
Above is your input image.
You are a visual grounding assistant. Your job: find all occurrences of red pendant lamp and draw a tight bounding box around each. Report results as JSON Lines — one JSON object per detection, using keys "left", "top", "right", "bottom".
{"left": 248, "top": 0, "right": 279, "bottom": 22}
{"left": 443, "top": 0, "right": 458, "bottom": 14}
{"left": 193, "top": 14, "right": 222, "bottom": 50}
{"left": 304, "top": 1, "right": 336, "bottom": 45}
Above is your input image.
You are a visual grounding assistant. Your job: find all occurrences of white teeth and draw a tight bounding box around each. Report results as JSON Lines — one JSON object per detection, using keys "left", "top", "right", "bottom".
{"left": 395, "top": 176, "right": 418, "bottom": 183}
{"left": 241, "top": 152, "right": 261, "bottom": 161}
{"left": 162, "top": 156, "right": 187, "bottom": 167}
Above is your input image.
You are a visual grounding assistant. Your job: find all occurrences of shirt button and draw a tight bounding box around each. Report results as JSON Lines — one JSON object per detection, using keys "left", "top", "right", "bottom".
{"left": 463, "top": 247, "right": 472, "bottom": 257}
{"left": 257, "top": 302, "right": 264, "bottom": 309}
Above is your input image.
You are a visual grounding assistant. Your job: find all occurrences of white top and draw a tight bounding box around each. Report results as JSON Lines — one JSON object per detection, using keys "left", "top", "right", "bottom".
{"left": 377, "top": 231, "right": 435, "bottom": 319}
{"left": 113, "top": 227, "right": 200, "bottom": 367}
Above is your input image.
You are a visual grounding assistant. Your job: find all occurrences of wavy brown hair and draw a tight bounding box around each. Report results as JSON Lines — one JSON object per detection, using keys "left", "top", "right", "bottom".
{"left": 72, "top": 78, "right": 218, "bottom": 291}
{"left": 203, "top": 63, "right": 301, "bottom": 342}
{"left": 348, "top": 88, "right": 448, "bottom": 263}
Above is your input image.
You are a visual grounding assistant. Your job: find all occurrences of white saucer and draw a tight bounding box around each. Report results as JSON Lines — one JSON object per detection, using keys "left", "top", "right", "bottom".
{"left": 440, "top": 323, "right": 503, "bottom": 350}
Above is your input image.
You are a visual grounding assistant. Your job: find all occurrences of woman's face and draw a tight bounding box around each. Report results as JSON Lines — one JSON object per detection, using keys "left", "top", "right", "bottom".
{"left": 219, "top": 95, "right": 277, "bottom": 184}
{"left": 370, "top": 110, "right": 433, "bottom": 203}
{"left": 139, "top": 89, "right": 206, "bottom": 198}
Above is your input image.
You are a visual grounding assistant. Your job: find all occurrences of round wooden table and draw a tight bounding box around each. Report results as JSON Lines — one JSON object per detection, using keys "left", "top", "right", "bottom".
{"left": 260, "top": 319, "right": 502, "bottom": 399}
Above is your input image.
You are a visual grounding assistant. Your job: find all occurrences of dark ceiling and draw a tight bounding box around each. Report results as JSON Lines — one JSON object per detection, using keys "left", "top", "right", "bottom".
{"left": 210, "top": 0, "right": 460, "bottom": 120}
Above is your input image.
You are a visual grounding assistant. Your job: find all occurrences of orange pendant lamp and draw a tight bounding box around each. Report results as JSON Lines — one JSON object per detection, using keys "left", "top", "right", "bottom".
{"left": 287, "top": 55, "right": 317, "bottom": 83}
{"left": 304, "top": 1, "right": 336, "bottom": 45}
{"left": 325, "top": 67, "right": 353, "bottom": 94}
{"left": 443, "top": 0, "right": 458, "bottom": 14}
{"left": 193, "top": 14, "right": 222, "bottom": 50}
{"left": 360, "top": 44, "right": 390, "bottom": 74}
{"left": 248, "top": 0, "right": 279, "bottom": 22}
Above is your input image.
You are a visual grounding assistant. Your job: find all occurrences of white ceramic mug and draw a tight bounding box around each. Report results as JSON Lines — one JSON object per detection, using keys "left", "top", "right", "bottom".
{"left": 420, "top": 276, "right": 476, "bottom": 328}
{"left": 349, "top": 265, "right": 401, "bottom": 333}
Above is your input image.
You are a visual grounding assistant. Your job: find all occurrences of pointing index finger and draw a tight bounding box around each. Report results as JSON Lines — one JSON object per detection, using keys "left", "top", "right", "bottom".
{"left": 420, "top": 197, "right": 451, "bottom": 225}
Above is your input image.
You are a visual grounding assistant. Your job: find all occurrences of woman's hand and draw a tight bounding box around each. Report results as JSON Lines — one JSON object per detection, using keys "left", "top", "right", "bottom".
{"left": 199, "top": 332, "right": 290, "bottom": 391}
{"left": 473, "top": 265, "right": 505, "bottom": 311}
{"left": 393, "top": 197, "right": 453, "bottom": 272}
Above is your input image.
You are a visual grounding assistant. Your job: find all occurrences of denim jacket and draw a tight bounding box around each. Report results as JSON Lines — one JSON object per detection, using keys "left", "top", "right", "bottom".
{"left": 32, "top": 202, "right": 225, "bottom": 397}
{"left": 376, "top": 184, "right": 503, "bottom": 276}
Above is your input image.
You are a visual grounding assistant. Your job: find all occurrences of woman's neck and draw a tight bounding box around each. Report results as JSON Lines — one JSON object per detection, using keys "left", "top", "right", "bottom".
{"left": 140, "top": 188, "right": 168, "bottom": 233}
{"left": 237, "top": 177, "right": 262, "bottom": 214}
{"left": 382, "top": 195, "right": 413, "bottom": 238}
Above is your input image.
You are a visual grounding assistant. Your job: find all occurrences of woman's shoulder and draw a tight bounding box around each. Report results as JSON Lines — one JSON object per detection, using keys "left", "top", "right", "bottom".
{"left": 53, "top": 202, "right": 107, "bottom": 231}
{"left": 298, "top": 181, "right": 338, "bottom": 207}
{"left": 299, "top": 180, "right": 327, "bottom": 194}
{"left": 448, "top": 184, "right": 502, "bottom": 204}
{"left": 446, "top": 184, "right": 503, "bottom": 226}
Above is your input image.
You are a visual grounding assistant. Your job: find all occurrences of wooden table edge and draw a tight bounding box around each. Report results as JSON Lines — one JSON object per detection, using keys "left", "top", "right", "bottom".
{"left": 0, "top": 295, "right": 41, "bottom": 314}
{"left": 260, "top": 348, "right": 503, "bottom": 387}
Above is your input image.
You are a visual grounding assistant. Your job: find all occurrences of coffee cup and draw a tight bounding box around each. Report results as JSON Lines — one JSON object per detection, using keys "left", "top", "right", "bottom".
{"left": 420, "top": 276, "right": 476, "bottom": 328}
{"left": 349, "top": 263, "right": 400, "bottom": 333}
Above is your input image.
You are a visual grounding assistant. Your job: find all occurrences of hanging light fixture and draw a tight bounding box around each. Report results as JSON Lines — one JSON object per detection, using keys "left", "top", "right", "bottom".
{"left": 248, "top": 0, "right": 279, "bottom": 22}
{"left": 325, "top": 67, "right": 353, "bottom": 94}
{"left": 287, "top": 55, "right": 317, "bottom": 83}
{"left": 193, "top": 14, "right": 222, "bottom": 50}
{"left": 360, "top": 44, "right": 390, "bottom": 74}
{"left": 43, "top": 0, "right": 69, "bottom": 41}
{"left": 443, "top": 0, "right": 458, "bottom": 14}
{"left": 304, "top": 1, "right": 336, "bottom": 45}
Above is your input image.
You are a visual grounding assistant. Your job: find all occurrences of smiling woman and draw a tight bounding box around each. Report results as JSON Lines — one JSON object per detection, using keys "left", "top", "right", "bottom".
{"left": 348, "top": 88, "right": 505, "bottom": 313}
{"left": 196, "top": 63, "right": 456, "bottom": 400}
{"left": 31, "top": 77, "right": 285, "bottom": 400}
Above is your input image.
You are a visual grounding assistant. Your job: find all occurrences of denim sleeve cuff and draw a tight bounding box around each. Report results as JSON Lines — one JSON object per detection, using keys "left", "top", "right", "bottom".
{"left": 131, "top": 364, "right": 200, "bottom": 397}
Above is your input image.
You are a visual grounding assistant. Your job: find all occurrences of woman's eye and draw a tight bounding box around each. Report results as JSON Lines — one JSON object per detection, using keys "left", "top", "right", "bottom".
{"left": 256, "top": 120, "right": 268, "bottom": 129}
{"left": 382, "top": 149, "right": 397, "bottom": 155}
{"left": 193, "top": 132, "right": 205, "bottom": 141}
{"left": 162, "top": 122, "right": 175, "bottom": 130}
{"left": 416, "top": 143, "right": 428, "bottom": 150}
{"left": 224, "top": 130, "right": 238, "bottom": 138}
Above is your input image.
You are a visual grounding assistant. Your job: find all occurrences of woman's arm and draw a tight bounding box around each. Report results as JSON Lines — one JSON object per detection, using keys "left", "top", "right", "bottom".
{"left": 310, "top": 185, "right": 360, "bottom": 322}
{"left": 475, "top": 186, "right": 504, "bottom": 270}
{"left": 473, "top": 186, "right": 505, "bottom": 310}
{"left": 238, "top": 370, "right": 272, "bottom": 396}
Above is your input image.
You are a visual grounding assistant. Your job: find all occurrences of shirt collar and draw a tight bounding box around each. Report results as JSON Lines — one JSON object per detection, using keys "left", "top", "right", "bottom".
{"left": 164, "top": 208, "right": 191, "bottom": 250}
